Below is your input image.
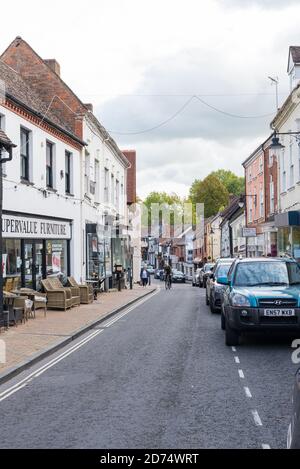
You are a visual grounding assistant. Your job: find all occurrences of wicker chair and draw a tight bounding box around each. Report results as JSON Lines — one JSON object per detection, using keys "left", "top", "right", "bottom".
{"left": 48, "top": 278, "right": 80, "bottom": 307}
{"left": 67, "top": 277, "right": 94, "bottom": 304}
{"left": 19, "top": 288, "right": 47, "bottom": 317}
{"left": 41, "top": 279, "right": 73, "bottom": 311}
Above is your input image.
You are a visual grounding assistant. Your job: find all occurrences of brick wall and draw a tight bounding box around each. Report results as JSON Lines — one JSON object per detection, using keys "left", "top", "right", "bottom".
{"left": 122, "top": 149, "right": 136, "bottom": 204}
{"left": 264, "top": 146, "right": 278, "bottom": 220}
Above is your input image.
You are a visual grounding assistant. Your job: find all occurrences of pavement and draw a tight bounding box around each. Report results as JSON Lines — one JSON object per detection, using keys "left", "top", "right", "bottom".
{"left": 0, "top": 284, "right": 156, "bottom": 382}
{"left": 0, "top": 280, "right": 298, "bottom": 448}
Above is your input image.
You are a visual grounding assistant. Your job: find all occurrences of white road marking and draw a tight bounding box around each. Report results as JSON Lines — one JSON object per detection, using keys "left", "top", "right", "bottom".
{"left": 234, "top": 356, "right": 240, "bottom": 364}
{"left": 0, "top": 289, "right": 159, "bottom": 403}
{"left": 244, "top": 387, "right": 252, "bottom": 398}
{"left": 262, "top": 444, "right": 271, "bottom": 449}
{"left": 251, "top": 410, "right": 263, "bottom": 426}
{"left": 238, "top": 369, "right": 245, "bottom": 379}
{"left": 232, "top": 347, "right": 237, "bottom": 352}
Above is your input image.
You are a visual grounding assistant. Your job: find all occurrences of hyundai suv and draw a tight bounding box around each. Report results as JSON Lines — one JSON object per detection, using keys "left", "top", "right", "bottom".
{"left": 221, "top": 258, "right": 300, "bottom": 346}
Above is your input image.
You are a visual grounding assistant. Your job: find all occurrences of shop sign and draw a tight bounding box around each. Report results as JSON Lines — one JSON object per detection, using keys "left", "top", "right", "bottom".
{"left": 2, "top": 214, "right": 71, "bottom": 239}
{"left": 242, "top": 227, "right": 257, "bottom": 237}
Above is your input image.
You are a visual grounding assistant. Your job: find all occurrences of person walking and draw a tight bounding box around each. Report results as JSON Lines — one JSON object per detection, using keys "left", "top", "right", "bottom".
{"left": 140, "top": 266, "right": 149, "bottom": 287}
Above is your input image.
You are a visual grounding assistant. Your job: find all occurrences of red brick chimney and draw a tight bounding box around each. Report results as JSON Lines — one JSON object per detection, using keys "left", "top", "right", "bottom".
{"left": 44, "top": 59, "right": 61, "bottom": 76}
{"left": 122, "top": 150, "right": 136, "bottom": 205}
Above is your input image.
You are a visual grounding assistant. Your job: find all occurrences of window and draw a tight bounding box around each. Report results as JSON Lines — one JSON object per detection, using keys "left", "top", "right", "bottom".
{"left": 20, "top": 127, "right": 30, "bottom": 181}
{"left": 111, "top": 174, "right": 114, "bottom": 205}
{"left": 260, "top": 188, "right": 264, "bottom": 218}
{"left": 95, "top": 160, "right": 100, "bottom": 202}
{"left": 248, "top": 197, "right": 253, "bottom": 223}
{"left": 283, "top": 171, "right": 287, "bottom": 192}
{"left": 289, "top": 139, "right": 294, "bottom": 188}
{"left": 46, "top": 141, "right": 54, "bottom": 188}
{"left": 270, "top": 176, "right": 274, "bottom": 214}
{"left": 104, "top": 168, "right": 109, "bottom": 203}
{"left": 65, "top": 151, "right": 72, "bottom": 194}
{"left": 116, "top": 180, "right": 120, "bottom": 211}
{"left": 259, "top": 155, "right": 263, "bottom": 173}
{"left": 84, "top": 151, "right": 90, "bottom": 194}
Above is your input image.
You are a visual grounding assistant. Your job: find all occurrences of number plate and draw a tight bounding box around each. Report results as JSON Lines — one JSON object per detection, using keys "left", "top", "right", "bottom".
{"left": 264, "top": 309, "right": 295, "bottom": 317}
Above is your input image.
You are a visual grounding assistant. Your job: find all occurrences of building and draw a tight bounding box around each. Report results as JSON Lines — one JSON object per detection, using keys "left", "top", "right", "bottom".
{"left": 220, "top": 196, "right": 244, "bottom": 258}
{"left": 0, "top": 36, "right": 133, "bottom": 289}
{"left": 0, "top": 59, "right": 84, "bottom": 290}
{"left": 270, "top": 46, "right": 300, "bottom": 260}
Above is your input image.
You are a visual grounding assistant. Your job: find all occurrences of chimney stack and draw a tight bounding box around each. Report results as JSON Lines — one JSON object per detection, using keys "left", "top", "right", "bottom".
{"left": 84, "top": 103, "right": 94, "bottom": 112}
{"left": 44, "top": 59, "right": 61, "bottom": 76}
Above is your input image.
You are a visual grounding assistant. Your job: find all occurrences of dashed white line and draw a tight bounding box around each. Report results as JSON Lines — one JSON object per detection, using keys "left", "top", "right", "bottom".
{"left": 232, "top": 347, "right": 237, "bottom": 352}
{"left": 262, "top": 444, "right": 271, "bottom": 449}
{"left": 244, "top": 386, "right": 252, "bottom": 398}
{"left": 234, "top": 356, "right": 240, "bottom": 364}
{"left": 238, "top": 369, "right": 245, "bottom": 379}
{"left": 251, "top": 410, "right": 263, "bottom": 426}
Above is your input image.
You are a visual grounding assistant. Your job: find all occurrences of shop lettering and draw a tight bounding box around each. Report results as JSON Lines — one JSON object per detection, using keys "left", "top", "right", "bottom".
{"left": 2, "top": 218, "right": 38, "bottom": 235}
{"left": 2, "top": 216, "right": 70, "bottom": 239}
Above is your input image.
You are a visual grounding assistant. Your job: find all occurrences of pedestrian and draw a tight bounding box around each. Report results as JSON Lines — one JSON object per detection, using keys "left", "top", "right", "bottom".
{"left": 140, "top": 266, "right": 149, "bottom": 287}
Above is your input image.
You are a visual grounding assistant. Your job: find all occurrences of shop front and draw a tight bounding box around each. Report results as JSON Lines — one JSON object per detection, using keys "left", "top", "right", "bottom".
{"left": 275, "top": 211, "right": 300, "bottom": 261}
{"left": 2, "top": 212, "right": 72, "bottom": 291}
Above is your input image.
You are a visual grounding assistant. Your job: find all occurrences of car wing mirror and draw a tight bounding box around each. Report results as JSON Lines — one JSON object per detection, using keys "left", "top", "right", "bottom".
{"left": 217, "top": 277, "right": 229, "bottom": 285}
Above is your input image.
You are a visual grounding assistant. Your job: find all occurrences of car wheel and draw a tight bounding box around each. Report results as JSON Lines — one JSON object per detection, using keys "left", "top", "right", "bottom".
{"left": 206, "top": 292, "right": 209, "bottom": 305}
{"left": 192, "top": 282, "right": 195, "bottom": 287}
{"left": 225, "top": 320, "right": 240, "bottom": 346}
{"left": 210, "top": 296, "right": 217, "bottom": 314}
{"left": 221, "top": 312, "right": 226, "bottom": 330}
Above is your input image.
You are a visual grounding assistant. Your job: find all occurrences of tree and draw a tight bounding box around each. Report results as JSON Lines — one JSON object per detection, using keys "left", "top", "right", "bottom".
{"left": 211, "top": 169, "right": 245, "bottom": 196}
{"left": 143, "top": 191, "right": 182, "bottom": 208}
{"left": 189, "top": 174, "right": 229, "bottom": 218}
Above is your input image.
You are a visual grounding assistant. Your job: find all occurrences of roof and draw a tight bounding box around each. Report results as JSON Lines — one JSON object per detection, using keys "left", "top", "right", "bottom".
{"left": 236, "top": 257, "right": 295, "bottom": 263}
{"left": 288, "top": 46, "right": 300, "bottom": 70}
{"left": 0, "top": 128, "right": 15, "bottom": 148}
{"left": 0, "top": 60, "right": 84, "bottom": 145}
{"left": 220, "top": 196, "right": 241, "bottom": 224}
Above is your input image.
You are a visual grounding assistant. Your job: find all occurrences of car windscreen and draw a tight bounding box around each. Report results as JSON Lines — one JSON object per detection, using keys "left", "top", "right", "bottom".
{"left": 215, "top": 264, "right": 232, "bottom": 278}
{"left": 233, "top": 261, "right": 292, "bottom": 287}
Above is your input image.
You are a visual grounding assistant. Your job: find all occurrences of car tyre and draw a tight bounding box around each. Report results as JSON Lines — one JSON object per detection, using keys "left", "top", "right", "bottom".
{"left": 225, "top": 320, "right": 240, "bottom": 346}
{"left": 206, "top": 292, "right": 209, "bottom": 305}
{"left": 210, "top": 296, "right": 217, "bottom": 314}
{"left": 221, "top": 312, "right": 226, "bottom": 330}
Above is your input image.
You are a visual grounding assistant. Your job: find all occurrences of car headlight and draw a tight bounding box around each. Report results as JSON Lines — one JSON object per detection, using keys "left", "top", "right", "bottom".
{"left": 231, "top": 293, "right": 251, "bottom": 307}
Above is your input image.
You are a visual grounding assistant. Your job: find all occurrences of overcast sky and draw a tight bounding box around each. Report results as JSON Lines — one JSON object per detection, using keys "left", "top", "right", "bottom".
{"left": 1, "top": 0, "right": 300, "bottom": 198}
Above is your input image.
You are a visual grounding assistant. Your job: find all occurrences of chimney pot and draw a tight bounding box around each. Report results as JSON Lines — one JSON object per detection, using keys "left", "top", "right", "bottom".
{"left": 84, "top": 103, "right": 94, "bottom": 112}
{"left": 44, "top": 59, "right": 61, "bottom": 76}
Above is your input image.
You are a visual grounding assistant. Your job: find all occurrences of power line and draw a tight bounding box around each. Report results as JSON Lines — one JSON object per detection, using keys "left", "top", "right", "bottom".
{"left": 106, "top": 95, "right": 276, "bottom": 135}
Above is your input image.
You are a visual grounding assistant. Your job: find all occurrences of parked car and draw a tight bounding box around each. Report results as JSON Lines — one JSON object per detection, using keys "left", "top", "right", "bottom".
{"left": 147, "top": 266, "right": 155, "bottom": 275}
{"left": 221, "top": 257, "right": 300, "bottom": 346}
{"left": 154, "top": 269, "right": 162, "bottom": 279}
{"left": 172, "top": 269, "right": 186, "bottom": 283}
{"left": 192, "top": 268, "right": 202, "bottom": 287}
{"left": 200, "top": 263, "right": 215, "bottom": 288}
{"left": 287, "top": 368, "right": 300, "bottom": 449}
{"left": 206, "top": 261, "right": 234, "bottom": 313}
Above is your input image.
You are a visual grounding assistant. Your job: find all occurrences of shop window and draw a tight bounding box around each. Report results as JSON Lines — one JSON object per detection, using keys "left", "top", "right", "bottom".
{"left": 46, "top": 240, "right": 68, "bottom": 284}
{"left": 2, "top": 239, "right": 22, "bottom": 289}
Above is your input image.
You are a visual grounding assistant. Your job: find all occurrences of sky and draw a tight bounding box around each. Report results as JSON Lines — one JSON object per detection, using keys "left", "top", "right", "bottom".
{"left": 1, "top": 0, "right": 300, "bottom": 199}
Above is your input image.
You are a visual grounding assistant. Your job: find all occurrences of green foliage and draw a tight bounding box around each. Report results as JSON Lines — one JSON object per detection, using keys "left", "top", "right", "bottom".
{"left": 211, "top": 169, "right": 245, "bottom": 196}
{"left": 189, "top": 174, "right": 229, "bottom": 218}
{"left": 143, "top": 191, "right": 182, "bottom": 208}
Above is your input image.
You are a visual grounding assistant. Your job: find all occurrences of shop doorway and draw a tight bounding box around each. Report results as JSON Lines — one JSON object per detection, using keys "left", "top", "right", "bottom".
{"left": 22, "top": 240, "right": 46, "bottom": 291}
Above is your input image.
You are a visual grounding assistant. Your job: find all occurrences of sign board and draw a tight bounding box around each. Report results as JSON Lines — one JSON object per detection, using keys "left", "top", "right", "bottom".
{"left": 2, "top": 214, "right": 71, "bottom": 239}
{"left": 242, "top": 227, "right": 257, "bottom": 238}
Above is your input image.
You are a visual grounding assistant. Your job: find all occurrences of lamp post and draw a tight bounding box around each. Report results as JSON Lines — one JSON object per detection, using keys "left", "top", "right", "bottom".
{"left": 0, "top": 130, "right": 16, "bottom": 317}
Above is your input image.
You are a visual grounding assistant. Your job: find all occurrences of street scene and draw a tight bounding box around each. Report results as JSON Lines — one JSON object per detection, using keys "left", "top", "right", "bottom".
{"left": 1, "top": 0, "right": 300, "bottom": 456}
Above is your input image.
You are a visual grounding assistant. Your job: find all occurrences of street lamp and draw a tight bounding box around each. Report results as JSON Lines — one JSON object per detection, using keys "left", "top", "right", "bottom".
{"left": 238, "top": 194, "right": 257, "bottom": 209}
{"left": 0, "top": 129, "right": 16, "bottom": 320}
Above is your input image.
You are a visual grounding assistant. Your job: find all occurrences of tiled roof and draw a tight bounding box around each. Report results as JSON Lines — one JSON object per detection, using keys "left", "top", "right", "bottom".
{"left": 289, "top": 46, "right": 300, "bottom": 65}
{"left": 0, "top": 128, "right": 14, "bottom": 147}
{"left": 0, "top": 60, "right": 78, "bottom": 139}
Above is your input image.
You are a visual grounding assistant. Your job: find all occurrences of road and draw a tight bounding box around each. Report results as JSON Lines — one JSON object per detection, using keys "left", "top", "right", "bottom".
{"left": 0, "top": 280, "right": 298, "bottom": 449}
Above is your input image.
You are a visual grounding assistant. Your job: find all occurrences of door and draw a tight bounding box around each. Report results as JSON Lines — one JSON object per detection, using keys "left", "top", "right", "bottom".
{"left": 23, "top": 240, "right": 45, "bottom": 291}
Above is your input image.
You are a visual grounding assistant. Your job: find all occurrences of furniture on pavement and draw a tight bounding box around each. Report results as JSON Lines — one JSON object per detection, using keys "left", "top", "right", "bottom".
{"left": 12, "top": 289, "right": 47, "bottom": 318}
{"left": 48, "top": 278, "right": 80, "bottom": 307}
{"left": 41, "top": 279, "right": 73, "bottom": 311}
{"left": 3, "top": 293, "right": 24, "bottom": 327}
{"left": 67, "top": 277, "right": 93, "bottom": 304}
